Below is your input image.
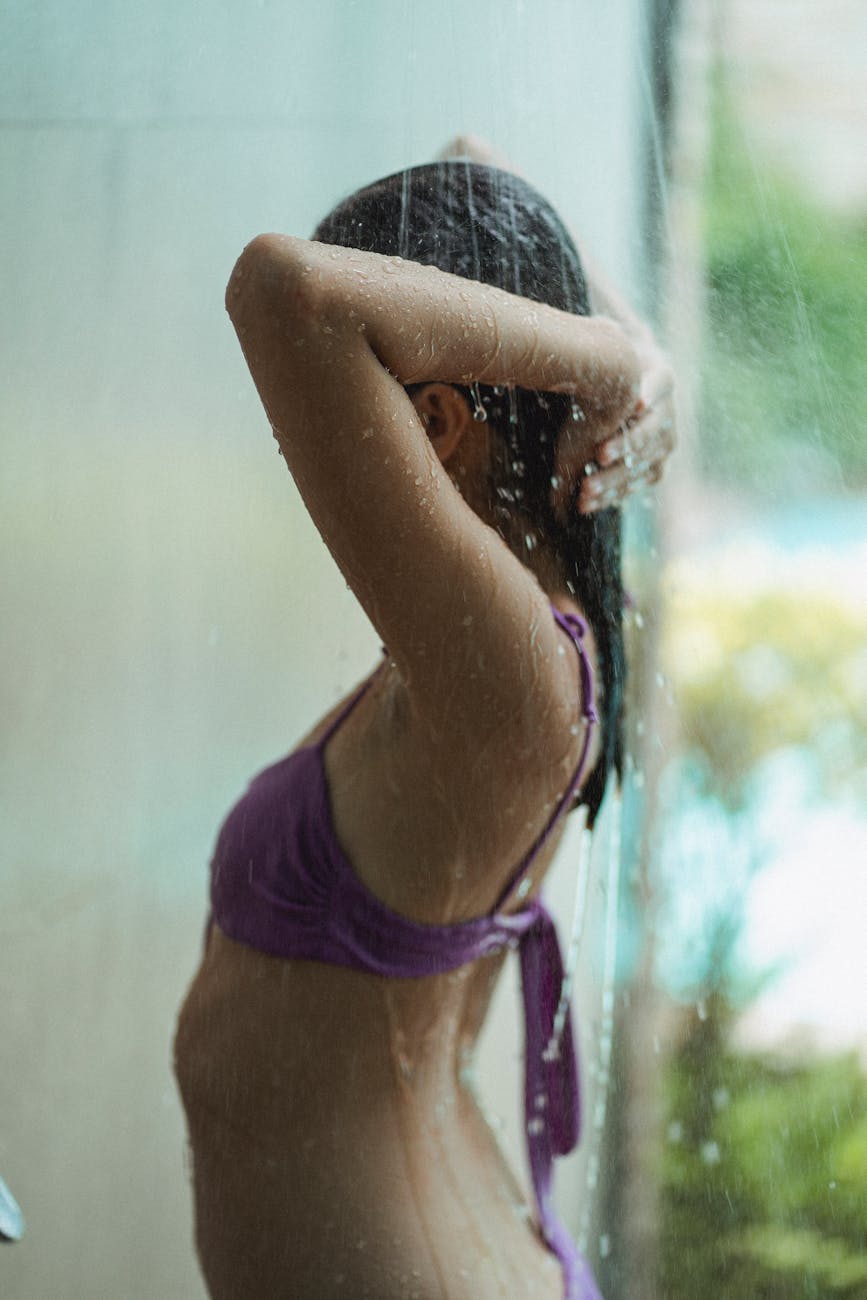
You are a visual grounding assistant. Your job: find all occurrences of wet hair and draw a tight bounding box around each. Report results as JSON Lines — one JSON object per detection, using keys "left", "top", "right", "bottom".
{"left": 313, "top": 160, "right": 624, "bottom": 825}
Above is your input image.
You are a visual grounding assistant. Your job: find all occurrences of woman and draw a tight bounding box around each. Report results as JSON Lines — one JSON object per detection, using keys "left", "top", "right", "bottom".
{"left": 174, "top": 148, "right": 674, "bottom": 1300}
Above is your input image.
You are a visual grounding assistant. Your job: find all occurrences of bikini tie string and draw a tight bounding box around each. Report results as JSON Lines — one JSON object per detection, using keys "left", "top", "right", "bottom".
{"left": 519, "top": 898, "right": 581, "bottom": 1223}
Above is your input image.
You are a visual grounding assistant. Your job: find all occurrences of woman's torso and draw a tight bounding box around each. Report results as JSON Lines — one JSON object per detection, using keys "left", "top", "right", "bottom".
{"left": 174, "top": 610, "right": 598, "bottom": 1299}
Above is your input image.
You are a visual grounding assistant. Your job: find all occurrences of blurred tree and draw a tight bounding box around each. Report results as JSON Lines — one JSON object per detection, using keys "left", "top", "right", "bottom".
{"left": 661, "top": 1037, "right": 867, "bottom": 1298}
{"left": 665, "top": 579, "right": 867, "bottom": 810}
{"left": 702, "top": 84, "right": 867, "bottom": 492}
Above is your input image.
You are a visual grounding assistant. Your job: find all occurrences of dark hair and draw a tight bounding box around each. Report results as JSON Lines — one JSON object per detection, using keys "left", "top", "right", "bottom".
{"left": 313, "top": 160, "right": 623, "bottom": 825}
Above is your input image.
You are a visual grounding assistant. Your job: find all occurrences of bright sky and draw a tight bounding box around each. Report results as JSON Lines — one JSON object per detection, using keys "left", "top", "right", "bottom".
{"left": 735, "top": 799, "right": 867, "bottom": 1057}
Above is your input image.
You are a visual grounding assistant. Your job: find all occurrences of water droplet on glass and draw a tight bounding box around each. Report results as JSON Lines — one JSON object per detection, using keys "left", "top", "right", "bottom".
{"left": 700, "top": 1141, "right": 721, "bottom": 1166}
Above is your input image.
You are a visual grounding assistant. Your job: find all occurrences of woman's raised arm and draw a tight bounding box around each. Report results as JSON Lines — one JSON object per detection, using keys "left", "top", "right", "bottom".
{"left": 228, "top": 235, "right": 637, "bottom": 413}
{"left": 225, "top": 234, "right": 638, "bottom": 748}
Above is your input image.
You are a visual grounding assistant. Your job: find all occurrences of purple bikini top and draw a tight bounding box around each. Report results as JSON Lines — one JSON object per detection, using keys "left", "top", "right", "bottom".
{"left": 209, "top": 607, "right": 603, "bottom": 1300}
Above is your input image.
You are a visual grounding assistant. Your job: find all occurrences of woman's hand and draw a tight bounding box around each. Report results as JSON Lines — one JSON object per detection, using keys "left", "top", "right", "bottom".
{"left": 566, "top": 344, "right": 675, "bottom": 515}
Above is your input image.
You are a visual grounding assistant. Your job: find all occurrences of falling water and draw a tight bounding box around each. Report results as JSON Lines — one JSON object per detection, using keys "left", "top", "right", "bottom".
{"left": 550, "top": 815, "right": 593, "bottom": 1049}
{"left": 578, "top": 791, "right": 623, "bottom": 1254}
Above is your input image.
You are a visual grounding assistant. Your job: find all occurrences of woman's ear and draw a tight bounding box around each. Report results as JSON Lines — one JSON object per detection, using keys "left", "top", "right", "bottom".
{"left": 409, "top": 383, "right": 473, "bottom": 465}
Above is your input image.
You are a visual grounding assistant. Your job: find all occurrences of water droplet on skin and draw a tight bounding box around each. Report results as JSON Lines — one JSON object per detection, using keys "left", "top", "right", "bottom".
{"left": 584, "top": 462, "right": 596, "bottom": 476}
{"left": 470, "top": 383, "right": 487, "bottom": 422}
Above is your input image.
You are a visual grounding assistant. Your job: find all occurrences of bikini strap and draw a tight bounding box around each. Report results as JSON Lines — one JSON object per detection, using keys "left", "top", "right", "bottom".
{"left": 315, "top": 662, "right": 384, "bottom": 750}
{"left": 492, "top": 607, "right": 598, "bottom": 915}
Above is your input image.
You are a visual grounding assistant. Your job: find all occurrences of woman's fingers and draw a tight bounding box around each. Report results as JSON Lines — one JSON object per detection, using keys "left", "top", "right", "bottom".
{"left": 578, "top": 458, "right": 662, "bottom": 513}
{"left": 551, "top": 342, "right": 675, "bottom": 519}
{"left": 576, "top": 399, "right": 672, "bottom": 513}
{"left": 597, "top": 401, "right": 675, "bottom": 470}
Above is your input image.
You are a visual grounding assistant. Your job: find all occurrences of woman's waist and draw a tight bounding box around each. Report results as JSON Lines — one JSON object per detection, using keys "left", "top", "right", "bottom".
{"left": 179, "top": 923, "right": 505, "bottom": 1079}
{"left": 182, "top": 1072, "right": 550, "bottom": 1269}
{"left": 188, "top": 1103, "right": 558, "bottom": 1300}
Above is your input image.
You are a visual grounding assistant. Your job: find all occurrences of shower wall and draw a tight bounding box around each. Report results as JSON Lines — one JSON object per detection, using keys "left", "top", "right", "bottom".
{"left": 0, "top": 3, "right": 647, "bottom": 1295}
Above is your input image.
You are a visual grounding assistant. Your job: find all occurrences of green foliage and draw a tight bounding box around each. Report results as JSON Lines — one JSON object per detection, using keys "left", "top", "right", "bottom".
{"left": 664, "top": 573, "right": 867, "bottom": 810}
{"left": 701, "top": 83, "right": 867, "bottom": 490}
{"left": 660, "top": 1015, "right": 867, "bottom": 1298}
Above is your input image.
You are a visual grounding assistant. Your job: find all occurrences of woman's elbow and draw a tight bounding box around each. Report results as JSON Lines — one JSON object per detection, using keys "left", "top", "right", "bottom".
{"left": 225, "top": 234, "right": 321, "bottom": 327}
